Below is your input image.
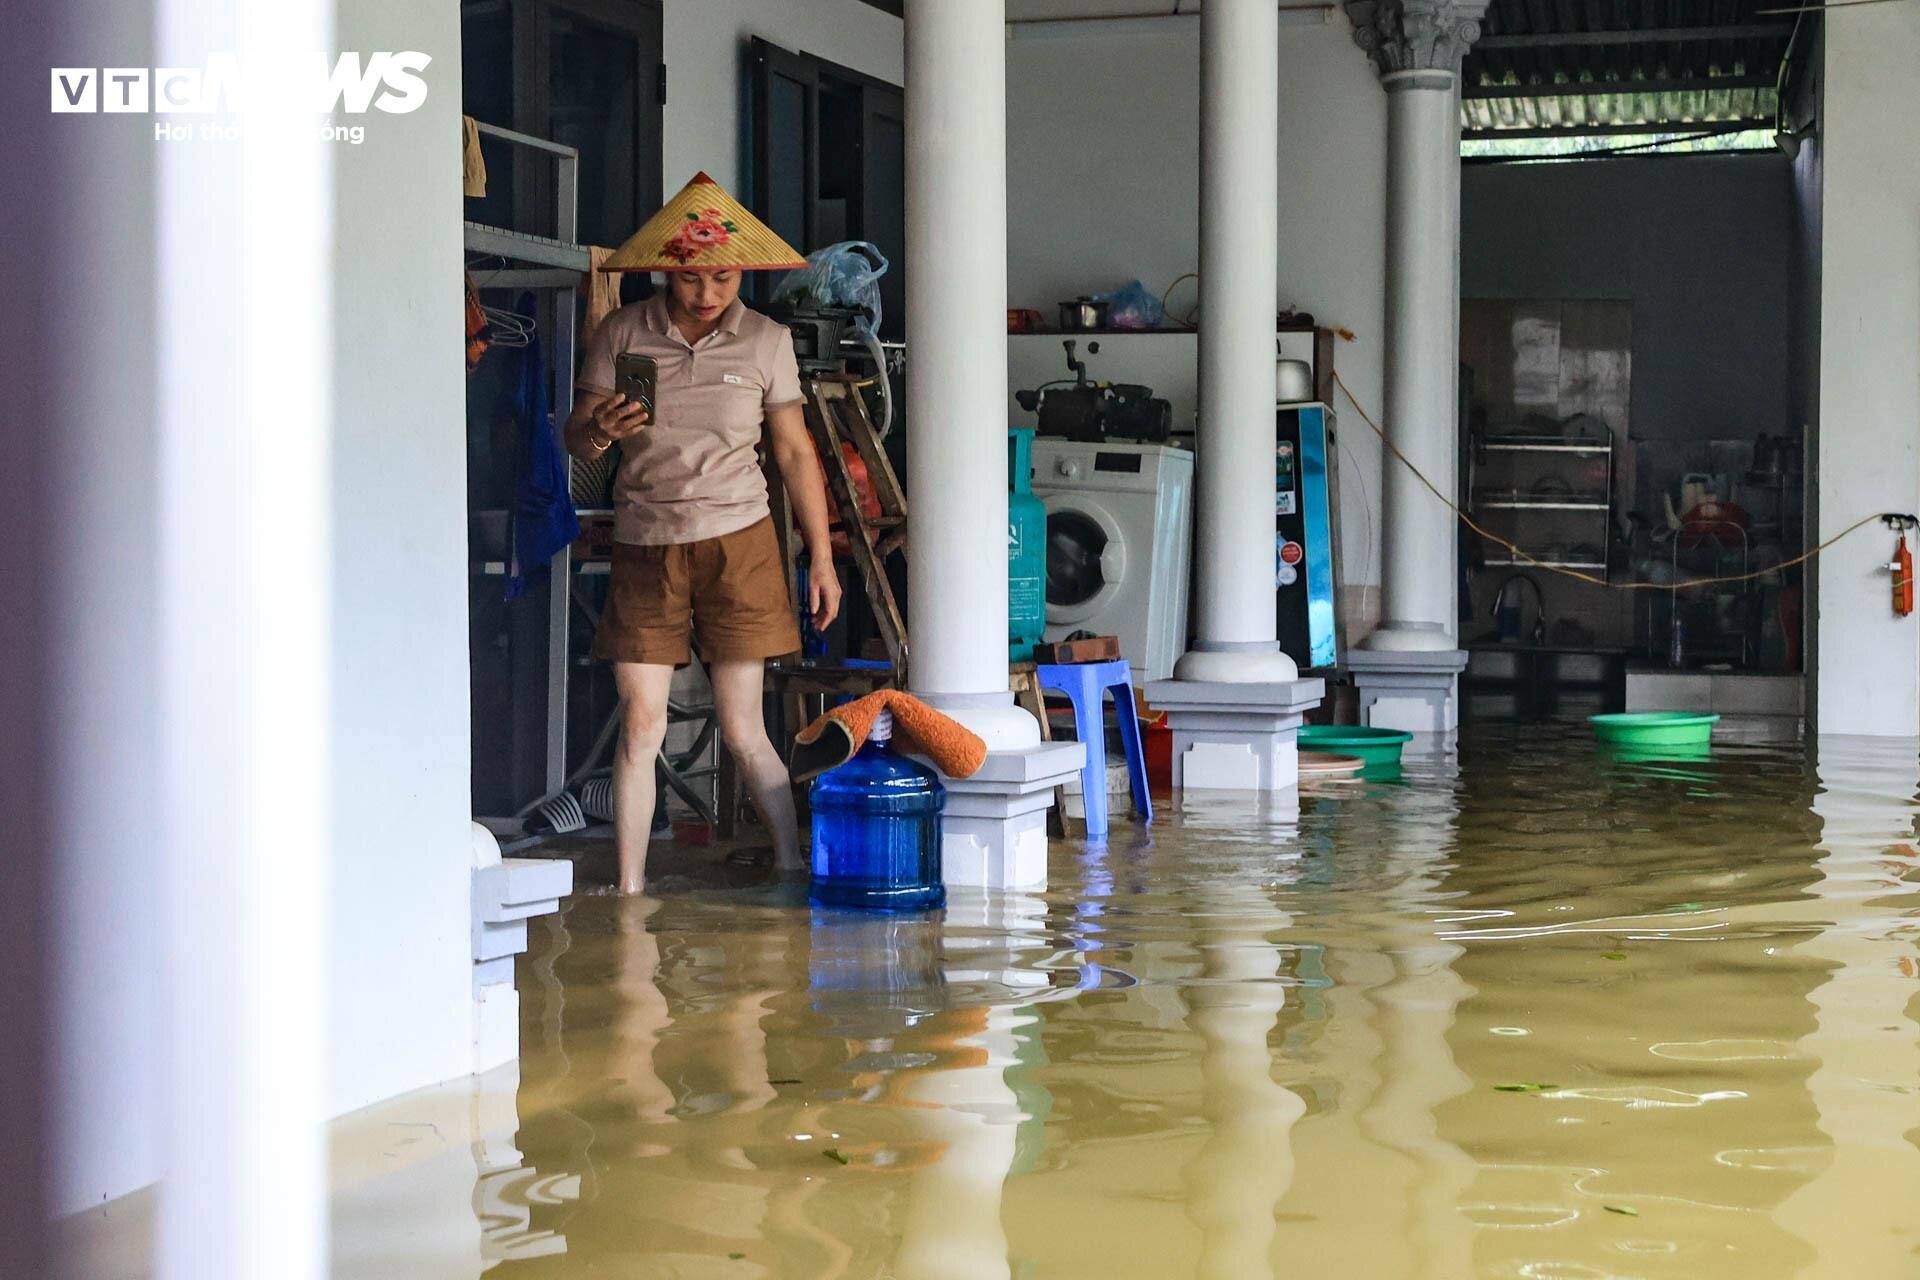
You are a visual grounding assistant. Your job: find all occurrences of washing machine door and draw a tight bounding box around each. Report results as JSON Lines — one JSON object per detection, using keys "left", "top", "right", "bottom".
{"left": 1042, "top": 494, "right": 1128, "bottom": 628}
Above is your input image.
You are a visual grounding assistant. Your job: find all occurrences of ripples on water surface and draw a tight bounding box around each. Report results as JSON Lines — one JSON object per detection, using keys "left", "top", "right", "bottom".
{"left": 355, "top": 726, "right": 1920, "bottom": 1278}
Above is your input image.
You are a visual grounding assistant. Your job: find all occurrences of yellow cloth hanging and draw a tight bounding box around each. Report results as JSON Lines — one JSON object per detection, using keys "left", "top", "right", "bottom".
{"left": 582, "top": 246, "right": 623, "bottom": 343}
{"left": 461, "top": 116, "right": 487, "bottom": 198}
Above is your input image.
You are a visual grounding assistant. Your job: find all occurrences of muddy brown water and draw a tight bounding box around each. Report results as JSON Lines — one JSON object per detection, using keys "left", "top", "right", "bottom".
{"left": 342, "top": 725, "right": 1920, "bottom": 1278}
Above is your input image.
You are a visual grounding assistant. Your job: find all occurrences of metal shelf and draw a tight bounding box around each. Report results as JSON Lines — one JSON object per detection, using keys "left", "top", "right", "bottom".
{"left": 1484, "top": 557, "right": 1606, "bottom": 570}
{"left": 463, "top": 219, "right": 590, "bottom": 272}
{"left": 475, "top": 559, "right": 611, "bottom": 577}
{"left": 1476, "top": 498, "right": 1610, "bottom": 511}
{"left": 1481, "top": 440, "right": 1611, "bottom": 455}
{"left": 464, "top": 119, "right": 584, "bottom": 817}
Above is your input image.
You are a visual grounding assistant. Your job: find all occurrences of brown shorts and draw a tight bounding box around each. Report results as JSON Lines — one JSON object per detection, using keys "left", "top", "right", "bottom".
{"left": 591, "top": 517, "right": 802, "bottom": 666}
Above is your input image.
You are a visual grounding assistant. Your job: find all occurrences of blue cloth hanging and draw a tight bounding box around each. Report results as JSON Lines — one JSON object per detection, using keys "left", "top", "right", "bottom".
{"left": 506, "top": 293, "right": 581, "bottom": 601}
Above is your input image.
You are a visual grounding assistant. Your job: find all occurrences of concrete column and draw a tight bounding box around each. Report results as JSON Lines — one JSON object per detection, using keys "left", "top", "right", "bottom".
{"left": 1180, "top": 0, "right": 1292, "bottom": 683}
{"left": 905, "top": 0, "right": 1080, "bottom": 882}
{"left": 1343, "top": 1, "right": 1485, "bottom": 731}
{"left": 1146, "top": 0, "right": 1325, "bottom": 790}
{"left": 157, "top": 1, "right": 334, "bottom": 1276}
{"left": 904, "top": 0, "right": 1027, "bottom": 746}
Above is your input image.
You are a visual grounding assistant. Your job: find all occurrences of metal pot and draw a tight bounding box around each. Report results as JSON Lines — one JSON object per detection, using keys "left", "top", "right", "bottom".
{"left": 1058, "top": 298, "right": 1109, "bottom": 331}
{"left": 1275, "top": 357, "right": 1312, "bottom": 403}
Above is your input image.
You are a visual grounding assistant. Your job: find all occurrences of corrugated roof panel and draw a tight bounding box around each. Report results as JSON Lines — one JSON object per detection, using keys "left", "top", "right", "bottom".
{"left": 1461, "top": 0, "right": 1794, "bottom": 137}
{"left": 1462, "top": 86, "right": 1778, "bottom": 135}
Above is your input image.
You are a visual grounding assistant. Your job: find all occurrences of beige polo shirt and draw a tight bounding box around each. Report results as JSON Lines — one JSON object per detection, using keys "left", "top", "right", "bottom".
{"left": 576, "top": 296, "right": 804, "bottom": 545}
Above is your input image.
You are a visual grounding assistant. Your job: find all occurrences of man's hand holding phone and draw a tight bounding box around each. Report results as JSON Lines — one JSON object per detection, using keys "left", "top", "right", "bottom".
{"left": 591, "top": 393, "right": 651, "bottom": 442}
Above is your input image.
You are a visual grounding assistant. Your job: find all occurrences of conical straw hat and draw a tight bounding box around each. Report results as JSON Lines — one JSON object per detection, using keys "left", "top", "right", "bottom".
{"left": 600, "top": 171, "right": 807, "bottom": 272}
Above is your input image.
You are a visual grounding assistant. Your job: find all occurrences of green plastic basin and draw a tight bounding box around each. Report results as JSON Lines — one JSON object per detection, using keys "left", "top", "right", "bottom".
{"left": 1588, "top": 712, "right": 1719, "bottom": 750}
{"left": 1298, "top": 725, "right": 1413, "bottom": 774}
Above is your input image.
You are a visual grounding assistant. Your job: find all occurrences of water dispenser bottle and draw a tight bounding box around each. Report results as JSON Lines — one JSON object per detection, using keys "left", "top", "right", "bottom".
{"left": 808, "top": 710, "right": 947, "bottom": 912}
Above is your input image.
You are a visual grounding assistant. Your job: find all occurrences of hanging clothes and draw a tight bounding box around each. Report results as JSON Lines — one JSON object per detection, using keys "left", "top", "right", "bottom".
{"left": 581, "top": 245, "right": 623, "bottom": 345}
{"left": 506, "top": 294, "right": 581, "bottom": 600}
{"left": 464, "top": 274, "right": 492, "bottom": 374}
{"left": 461, "top": 115, "right": 488, "bottom": 198}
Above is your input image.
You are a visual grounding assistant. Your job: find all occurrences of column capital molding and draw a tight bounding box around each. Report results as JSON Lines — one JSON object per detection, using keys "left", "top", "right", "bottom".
{"left": 1344, "top": 0, "right": 1489, "bottom": 78}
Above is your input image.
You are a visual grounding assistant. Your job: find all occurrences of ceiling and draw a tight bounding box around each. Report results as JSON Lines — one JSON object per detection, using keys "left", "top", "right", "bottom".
{"left": 992, "top": 0, "right": 1802, "bottom": 140}
{"left": 1460, "top": 2, "right": 1795, "bottom": 139}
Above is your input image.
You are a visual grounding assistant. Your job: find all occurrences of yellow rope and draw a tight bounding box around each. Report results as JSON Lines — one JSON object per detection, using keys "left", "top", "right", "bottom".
{"left": 1329, "top": 369, "right": 1884, "bottom": 592}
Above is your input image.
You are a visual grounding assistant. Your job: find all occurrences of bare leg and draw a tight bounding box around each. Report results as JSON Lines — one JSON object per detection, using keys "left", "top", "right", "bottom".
{"left": 709, "top": 658, "right": 802, "bottom": 872}
{"left": 612, "top": 662, "right": 676, "bottom": 894}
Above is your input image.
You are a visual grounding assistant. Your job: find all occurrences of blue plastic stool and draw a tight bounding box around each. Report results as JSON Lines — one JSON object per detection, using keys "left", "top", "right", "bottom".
{"left": 1035, "top": 659, "right": 1152, "bottom": 839}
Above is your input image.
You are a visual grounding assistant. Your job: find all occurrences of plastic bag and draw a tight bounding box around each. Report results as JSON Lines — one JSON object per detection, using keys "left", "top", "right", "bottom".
{"left": 770, "top": 241, "right": 896, "bottom": 436}
{"left": 1102, "top": 279, "right": 1164, "bottom": 330}
{"left": 771, "top": 241, "right": 890, "bottom": 334}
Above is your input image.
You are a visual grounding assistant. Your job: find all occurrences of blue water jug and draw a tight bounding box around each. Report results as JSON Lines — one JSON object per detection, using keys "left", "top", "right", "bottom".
{"left": 808, "top": 710, "right": 947, "bottom": 912}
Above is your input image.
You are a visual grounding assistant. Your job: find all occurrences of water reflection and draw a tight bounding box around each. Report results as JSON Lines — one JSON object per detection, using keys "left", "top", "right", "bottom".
{"left": 1441, "top": 726, "right": 1832, "bottom": 1276}
{"left": 1775, "top": 738, "right": 1920, "bottom": 1274}
{"left": 1180, "top": 881, "right": 1304, "bottom": 1279}
{"left": 313, "top": 725, "right": 1920, "bottom": 1278}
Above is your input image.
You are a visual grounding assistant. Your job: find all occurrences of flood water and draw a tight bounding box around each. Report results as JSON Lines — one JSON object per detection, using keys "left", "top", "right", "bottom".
{"left": 341, "top": 725, "right": 1920, "bottom": 1278}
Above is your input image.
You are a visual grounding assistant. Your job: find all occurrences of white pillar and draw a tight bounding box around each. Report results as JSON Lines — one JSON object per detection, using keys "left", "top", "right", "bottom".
{"left": 905, "top": 0, "right": 1081, "bottom": 883}
{"left": 1374, "top": 75, "right": 1459, "bottom": 651}
{"left": 905, "top": 0, "right": 1030, "bottom": 749}
{"left": 1175, "top": 0, "right": 1294, "bottom": 686}
{"left": 157, "top": 1, "right": 333, "bottom": 1277}
{"left": 1146, "top": 0, "right": 1325, "bottom": 791}
{"left": 1344, "top": 1, "right": 1485, "bottom": 730}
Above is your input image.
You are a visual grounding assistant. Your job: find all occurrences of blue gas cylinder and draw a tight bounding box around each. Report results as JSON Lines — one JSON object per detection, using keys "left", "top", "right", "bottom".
{"left": 808, "top": 710, "right": 947, "bottom": 912}
{"left": 1008, "top": 426, "right": 1047, "bottom": 661}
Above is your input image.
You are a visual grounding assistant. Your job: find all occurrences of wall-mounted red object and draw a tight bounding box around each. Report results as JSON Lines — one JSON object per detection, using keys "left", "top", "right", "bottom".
{"left": 1893, "top": 535, "right": 1913, "bottom": 616}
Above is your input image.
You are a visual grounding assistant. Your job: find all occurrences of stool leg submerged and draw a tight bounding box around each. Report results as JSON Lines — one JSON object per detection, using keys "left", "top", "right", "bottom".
{"left": 1036, "top": 659, "right": 1154, "bottom": 840}
{"left": 1110, "top": 674, "right": 1153, "bottom": 826}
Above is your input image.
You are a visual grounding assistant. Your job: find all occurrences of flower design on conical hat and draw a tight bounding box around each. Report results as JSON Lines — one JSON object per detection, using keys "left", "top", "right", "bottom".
{"left": 601, "top": 172, "right": 807, "bottom": 272}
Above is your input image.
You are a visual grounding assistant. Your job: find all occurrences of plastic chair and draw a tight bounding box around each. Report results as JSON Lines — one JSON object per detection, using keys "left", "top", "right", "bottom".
{"left": 1034, "top": 659, "right": 1152, "bottom": 839}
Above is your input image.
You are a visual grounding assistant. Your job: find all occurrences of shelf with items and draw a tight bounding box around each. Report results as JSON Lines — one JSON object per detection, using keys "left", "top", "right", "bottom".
{"left": 1480, "top": 441, "right": 1611, "bottom": 456}
{"left": 1475, "top": 499, "right": 1609, "bottom": 511}
{"left": 463, "top": 120, "right": 591, "bottom": 823}
{"left": 1660, "top": 522, "right": 1755, "bottom": 669}
{"left": 1483, "top": 556, "right": 1607, "bottom": 571}
{"left": 1467, "top": 427, "right": 1618, "bottom": 641}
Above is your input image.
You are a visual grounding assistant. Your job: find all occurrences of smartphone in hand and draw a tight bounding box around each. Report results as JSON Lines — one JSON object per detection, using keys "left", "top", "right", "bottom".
{"left": 614, "top": 352, "right": 657, "bottom": 419}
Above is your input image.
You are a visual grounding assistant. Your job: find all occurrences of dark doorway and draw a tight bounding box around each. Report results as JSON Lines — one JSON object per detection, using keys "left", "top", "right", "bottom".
{"left": 462, "top": 0, "right": 663, "bottom": 251}
{"left": 745, "top": 38, "right": 905, "bottom": 340}
{"left": 747, "top": 39, "right": 910, "bottom": 662}
{"left": 460, "top": 0, "right": 664, "bottom": 817}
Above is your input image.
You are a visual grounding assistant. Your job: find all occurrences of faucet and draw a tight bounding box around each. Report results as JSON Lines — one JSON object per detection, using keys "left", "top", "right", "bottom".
{"left": 1490, "top": 573, "right": 1547, "bottom": 646}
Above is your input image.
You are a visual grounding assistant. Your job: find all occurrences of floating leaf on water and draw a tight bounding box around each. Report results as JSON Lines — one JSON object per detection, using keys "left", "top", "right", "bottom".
{"left": 823, "top": 1148, "right": 851, "bottom": 1165}
{"left": 1602, "top": 952, "right": 1628, "bottom": 962}
{"left": 1493, "top": 1082, "right": 1559, "bottom": 1093}
{"left": 729, "top": 1253, "right": 746, "bottom": 1260}
{"left": 1604, "top": 1204, "right": 1639, "bottom": 1216}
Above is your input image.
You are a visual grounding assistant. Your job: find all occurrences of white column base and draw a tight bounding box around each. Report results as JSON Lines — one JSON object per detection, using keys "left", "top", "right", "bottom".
{"left": 1143, "top": 677, "right": 1325, "bottom": 791}
{"left": 471, "top": 826, "right": 572, "bottom": 1073}
{"left": 922, "top": 739, "right": 1084, "bottom": 891}
{"left": 1347, "top": 648, "right": 1469, "bottom": 733}
{"left": 1172, "top": 645, "right": 1300, "bottom": 683}
{"left": 915, "top": 690, "right": 1043, "bottom": 750}
{"left": 1361, "top": 620, "right": 1457, "bottom": 652}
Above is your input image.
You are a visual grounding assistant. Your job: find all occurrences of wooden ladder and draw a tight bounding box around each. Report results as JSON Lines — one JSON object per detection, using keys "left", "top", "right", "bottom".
{"left": 768, "top": 372, "right": 909, "bottom": 674}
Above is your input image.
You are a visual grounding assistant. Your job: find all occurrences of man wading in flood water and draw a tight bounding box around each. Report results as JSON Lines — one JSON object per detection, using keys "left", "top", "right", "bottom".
{"left": 564, "top": 173, "right": 839, "bottom": 894}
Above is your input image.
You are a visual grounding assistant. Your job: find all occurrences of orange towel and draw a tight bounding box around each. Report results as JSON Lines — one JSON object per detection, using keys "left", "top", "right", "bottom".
{"left": 791, "top": 690, "right": 987, "bottom": 784}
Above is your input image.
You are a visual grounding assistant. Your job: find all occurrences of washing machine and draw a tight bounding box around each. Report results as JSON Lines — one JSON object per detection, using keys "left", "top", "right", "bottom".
{"left": 1029, "top": 438, "right": 1193, "bottom": 682}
